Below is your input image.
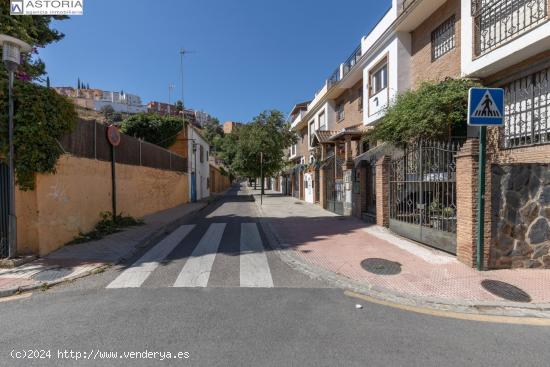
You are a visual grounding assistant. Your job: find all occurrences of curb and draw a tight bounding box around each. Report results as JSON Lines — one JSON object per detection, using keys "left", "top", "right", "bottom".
{"left": 0, "top": 201, "right": 210, "bottom": 299}
{"left": 250, "top": 190, "right": 550, "bottom": 319}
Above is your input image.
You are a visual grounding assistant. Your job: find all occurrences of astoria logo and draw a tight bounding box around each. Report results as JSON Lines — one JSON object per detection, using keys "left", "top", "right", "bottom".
{"left": 10, "top": 0, "right": 84, "bottom": 15}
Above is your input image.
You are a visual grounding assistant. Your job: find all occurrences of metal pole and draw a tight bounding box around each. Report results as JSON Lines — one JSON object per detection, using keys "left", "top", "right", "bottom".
{"left": 111, "top": 145, "right": 117, "bottom": 219}
{"left": 7, "top": 70, "right": 16, "bottom": 258}
{"left": 260, "top": 152, "right": 263, "bottom": 205}
{"left": 477, "top": 126, "right": 487, "bottom": 271}
{"left": 180, "top": 49, "right": 185, "bottom": 110}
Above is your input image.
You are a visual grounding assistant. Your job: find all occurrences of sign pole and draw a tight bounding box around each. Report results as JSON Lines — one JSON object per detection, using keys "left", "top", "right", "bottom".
{"left": 476, "top": 126, "right": 487, "bottom": 271}
{"left": 468, "top": 87, "right": 504, "bottom": 271}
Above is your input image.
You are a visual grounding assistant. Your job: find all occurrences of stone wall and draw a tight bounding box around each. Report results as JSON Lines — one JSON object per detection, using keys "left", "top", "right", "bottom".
{"left": 491, "top": 164, "right": 550, "bottom": 268}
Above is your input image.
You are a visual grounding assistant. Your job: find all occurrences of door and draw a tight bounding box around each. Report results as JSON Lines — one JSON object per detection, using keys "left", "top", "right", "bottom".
{"left": 191, "top": 173, "right": 197, "bottom": 202}
{"left": 304, "top": 173, "right": 314, "bottom": 203}
{"left": 324, "top": 156, "right": 344, "bottom": 215}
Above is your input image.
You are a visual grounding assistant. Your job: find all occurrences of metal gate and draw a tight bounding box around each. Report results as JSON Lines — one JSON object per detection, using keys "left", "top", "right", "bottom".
{"left": 324, "top": 155, "right": 344, "bottom": 215}
{"left": 389, "top": 140, "right": 461, "bottom": 254}
{"left": 292, "top": 167, "right": 300, "bottom": 198}
{"left": 0, "top": 163, "right": 9, "bottom": 258}
{"left": 314, "top": 169, "right": 320, "bottom": 203}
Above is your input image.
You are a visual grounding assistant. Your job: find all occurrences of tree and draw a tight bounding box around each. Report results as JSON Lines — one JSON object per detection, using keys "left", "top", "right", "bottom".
{"left": 0, "top": 3, "right": 69, "bottom": 80}
{"left": 228, "top": 110, "right": 296, "bottom": 194}
{"left": 202, "top": 117, "right": 224, "bottom": 149}
{"left": 175, "top": 100, "right": 183, "bottom": 113}
{"left": 46, "top": 76, "right": 50, "bottom": 88}
{"left": 100, "top": 105, "right": 116, "bottom": 123}
{"left": 368, "top": 78, "right": 479, "bottom": 144}
{"left": 77, "top": 78, "right": 81, "bottom": 89}
{"left": 120, "top": 113, "right": 185, "bottom": 148}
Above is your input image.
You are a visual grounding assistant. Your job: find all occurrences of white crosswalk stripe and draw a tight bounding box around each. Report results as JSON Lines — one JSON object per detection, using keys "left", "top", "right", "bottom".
{"left": 106, "top": 225, "right": 195, "bottom": 289}
{"left": 240, "top": 223, "right": 274, "bottom": 288}
{"left": 173, "top": 223, "right": 226, "bottom": 288}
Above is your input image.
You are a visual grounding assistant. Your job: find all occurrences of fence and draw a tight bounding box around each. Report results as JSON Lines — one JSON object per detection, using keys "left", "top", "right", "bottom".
{"left": 501, "top": 66, "right": 550, "bottom": 148}
{"left": 473, "top": 0, "right": 548, "bottom": 56}
{"left": 59, "top": 119, "right": 187, "bottom": 172}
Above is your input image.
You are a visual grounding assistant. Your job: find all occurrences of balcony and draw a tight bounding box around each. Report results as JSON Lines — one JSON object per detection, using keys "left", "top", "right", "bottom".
{"left": 328, "top": 67, "right": 341, "bottom": 88}
{"left": 342, "top": 45, "right": 362, "bottom": 77}
{"left": 473, "top": 0, "right": 548, "bottom": 57}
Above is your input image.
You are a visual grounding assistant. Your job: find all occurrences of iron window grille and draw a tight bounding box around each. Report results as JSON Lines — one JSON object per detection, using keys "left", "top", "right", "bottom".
{"left": 431, "top": 15, "right": 456, "bottom": 61}
{"left": 336, "top": 103, "right": 345, "bottom": 122}
{"left": 473, "top": 0, "right": 548, "bottom": 57}
{"left": 501, "top": 66, "right": 550, "bottom": 148}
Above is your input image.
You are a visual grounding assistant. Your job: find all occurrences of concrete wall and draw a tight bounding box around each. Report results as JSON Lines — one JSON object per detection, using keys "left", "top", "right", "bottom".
{"left": 16, "top": 155, "right": 189, "bottom": 257}
{"left": 209, "top": 165, "right": 231, "bottom": 193}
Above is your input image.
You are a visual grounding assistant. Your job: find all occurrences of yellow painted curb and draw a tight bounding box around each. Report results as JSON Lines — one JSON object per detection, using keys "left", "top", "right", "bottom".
{"left": 0, "top": 292, "right": 32, "bottom": 303}
{"left": 345, "top": 290, "right": 550, "bottom": 326}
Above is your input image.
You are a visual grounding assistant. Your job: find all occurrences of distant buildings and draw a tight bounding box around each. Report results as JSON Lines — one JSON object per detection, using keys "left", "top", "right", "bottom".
{"left": 223, "top": 121, "right": 242, "bottom": 134}
{"left": 54, "top": 87, "right": 148, "bottom": 114}
{"left": 146, "top": 101, "right": 213, "bottom": 128}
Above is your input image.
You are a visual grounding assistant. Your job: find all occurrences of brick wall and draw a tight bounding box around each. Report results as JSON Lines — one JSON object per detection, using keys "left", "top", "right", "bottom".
{"left": 334, "top": 80, "right": 364, "bottom": 130}
{"left": 410, "top": 0, "right": 461, "bottom": 88}
{"left": 375, "top": 156, "right": 390, "bottom": 227}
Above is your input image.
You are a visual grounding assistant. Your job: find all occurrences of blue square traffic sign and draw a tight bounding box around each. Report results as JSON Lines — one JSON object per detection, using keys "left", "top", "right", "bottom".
{"left": 467, "top": 88, "right": 505, "bottom": 126}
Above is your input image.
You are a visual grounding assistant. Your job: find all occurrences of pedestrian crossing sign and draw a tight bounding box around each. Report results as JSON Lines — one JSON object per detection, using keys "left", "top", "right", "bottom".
{"left": 467, "top": 87, "right": 505, "bottom": 126}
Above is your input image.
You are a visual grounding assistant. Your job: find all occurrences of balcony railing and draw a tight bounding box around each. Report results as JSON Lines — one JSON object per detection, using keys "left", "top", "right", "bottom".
{"left": 342, "top": 45, "right": 362, "bottom": 77}
{"left": 473, "top": 0, "right": 548, "bottom": 56}
{"left": 328, "top": 67, "right": 341, "bottom": 88}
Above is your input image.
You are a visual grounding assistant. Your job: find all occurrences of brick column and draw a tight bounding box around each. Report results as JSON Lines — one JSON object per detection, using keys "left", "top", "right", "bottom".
{"left": 456, "top": 139, "right": 479, "bottom": 267}
{"left": 375, "top": 155, "right": 390, "bottom": 227}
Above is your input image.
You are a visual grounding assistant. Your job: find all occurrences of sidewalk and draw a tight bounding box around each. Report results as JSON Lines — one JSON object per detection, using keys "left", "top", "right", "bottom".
{"left": 0, "top": 201, "right": 207, "bottom": 297}
{"left": 252, "top": 188, "right": 550, "bottom": 317}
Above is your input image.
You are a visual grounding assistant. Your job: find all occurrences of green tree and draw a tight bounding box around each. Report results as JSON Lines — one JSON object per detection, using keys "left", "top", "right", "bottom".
{"left": 202, "top": 117, "right": 224, "bottom": 149}
{"left": 368, "top": 78, "right": 479, "bottom": 144}
{"left": 229, "top": 110, "right": 295, "bottom": 194}
{"left": 100, "top": 105, "right": 116, "bottom": 123}
{"left": 175, "top": 100, "right": 183, "bottom": 113}
{"left": 120, "top": 113, "right": 185, "bottom": 148}
{"left": 0, "top": 3, "right": 69, "bottom": 80}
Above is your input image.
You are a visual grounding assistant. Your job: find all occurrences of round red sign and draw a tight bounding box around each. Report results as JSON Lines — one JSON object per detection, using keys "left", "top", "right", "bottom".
{"left": 107, "top": 125, "right": 121, "bottom": 147}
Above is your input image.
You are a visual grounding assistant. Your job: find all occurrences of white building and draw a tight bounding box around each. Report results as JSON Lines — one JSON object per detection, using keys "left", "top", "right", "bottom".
{"left": 188, "top": 125, "right": 210, "bottom": 201}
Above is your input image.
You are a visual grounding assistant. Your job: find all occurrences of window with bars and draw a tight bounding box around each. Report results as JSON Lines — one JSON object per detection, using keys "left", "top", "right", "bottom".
{"left": 431, "top": 15, "right": 456, "bottom": 61}
{"left": 502, "top": 67, "right": 550, "bottom": 148}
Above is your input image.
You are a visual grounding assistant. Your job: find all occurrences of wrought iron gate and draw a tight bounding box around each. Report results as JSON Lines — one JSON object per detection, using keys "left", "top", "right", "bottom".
{"left": 324, "top": 155, "right": 344, "bottom": 215}
{"left": 292, "top": 167, "right": 300, "bottom": 198}
{"left": 0, "top": 163, "right": 9, "bottom": 258}
{"left": 389, "top": 140, "right": 461, "bottom": 254}
{"left": 314, "top": 169, "right": 320, "bottom": 203}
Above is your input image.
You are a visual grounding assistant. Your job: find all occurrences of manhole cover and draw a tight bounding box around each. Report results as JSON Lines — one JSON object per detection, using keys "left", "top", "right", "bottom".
{"left": 361, "top": 258, "right": 402, "bottom": 275}
{"left": 481, "top": 280, "right": 532, "bottom": 303}
{"left": 32, "top": 267, "right": 74, "bottom": 282}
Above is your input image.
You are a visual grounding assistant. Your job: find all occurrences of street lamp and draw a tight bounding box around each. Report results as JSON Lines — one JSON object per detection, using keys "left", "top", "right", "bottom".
{"left": 1, "top": 34, "right": 32, "bottom": 259}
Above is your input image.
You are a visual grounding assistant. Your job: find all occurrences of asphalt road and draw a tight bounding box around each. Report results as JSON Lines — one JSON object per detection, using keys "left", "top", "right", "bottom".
{"left": 0, "top": 186, "right": 549, "bottom": 367}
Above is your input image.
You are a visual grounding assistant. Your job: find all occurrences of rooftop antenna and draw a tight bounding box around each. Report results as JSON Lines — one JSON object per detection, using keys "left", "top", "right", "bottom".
{"left": 179, "top": 48, "right": 195, "bottom": 111}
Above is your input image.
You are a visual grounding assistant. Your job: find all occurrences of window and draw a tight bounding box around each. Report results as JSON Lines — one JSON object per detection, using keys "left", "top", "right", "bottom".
{"left": 309, "top": 155, "right": 314, "bottom": 164}
{"left": 336, "top": 102, "right": 345, "bottom": 122}
{"left": 318, "top": 112, "right": 326, "bottom": 131}
{"left": 358, "top": 87, "right": 363, "bottom": 111}
{"left": 370, "top": 62, "right": 387, "bottom": 96}
{"left": 431, "top": 15, "right": 455, "bottom": 61}
{"left": 309, "top": 120, "right": 315, "bottom": 145}
{"left": 200, "top": 145, "right": 204, "bottom": 163}
{"left": 206, "top": 150, "right": 209, "bottom": 162}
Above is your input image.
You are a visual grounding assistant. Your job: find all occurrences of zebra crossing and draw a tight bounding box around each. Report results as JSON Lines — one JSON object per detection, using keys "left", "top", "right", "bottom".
{"left": 106, "top": 222, "right": 276, "bottom": 289}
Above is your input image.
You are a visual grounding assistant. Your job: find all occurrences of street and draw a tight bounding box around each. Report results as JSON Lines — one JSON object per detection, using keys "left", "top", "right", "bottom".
{"left": 0, "top": 185, "right": 549, "bottom": 367}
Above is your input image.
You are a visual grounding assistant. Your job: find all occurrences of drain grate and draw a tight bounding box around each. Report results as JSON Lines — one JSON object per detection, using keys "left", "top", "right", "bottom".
{"left": 361, "top": 258, "right": 402, "bottom": 275}
{"left": 481, "top": 280, "right": 532, "bottom": 303}
{"left": 32, "top": 267, "right": 74, "bottom": 282}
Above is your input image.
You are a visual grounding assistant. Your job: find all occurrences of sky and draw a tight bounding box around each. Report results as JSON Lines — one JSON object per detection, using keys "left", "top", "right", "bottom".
{"left": 40, "top": 0, "right": 392, "bottom": 123}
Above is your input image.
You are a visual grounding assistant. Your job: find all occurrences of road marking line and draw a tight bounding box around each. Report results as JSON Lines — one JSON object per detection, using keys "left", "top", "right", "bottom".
{"left": 106, "top": 225, "right": 195, "bottom": 289}
{"left": 345, "top": 291, "right": 550, "bottom": 326}
{"left": 240, "top": 223, "right": 274, "bottom": 288}
{"left": 173, "top": 223, "right": 226, "bottom": 287}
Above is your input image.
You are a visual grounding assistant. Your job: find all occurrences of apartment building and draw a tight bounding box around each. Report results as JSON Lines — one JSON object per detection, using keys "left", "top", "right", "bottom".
{"left": 283, "top": 0, "right": 550, "bottom": 269}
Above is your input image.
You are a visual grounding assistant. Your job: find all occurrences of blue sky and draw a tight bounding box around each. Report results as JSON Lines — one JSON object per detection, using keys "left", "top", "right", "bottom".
{"left": 40, "top": 0, "right": 392, "bottom": 123}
